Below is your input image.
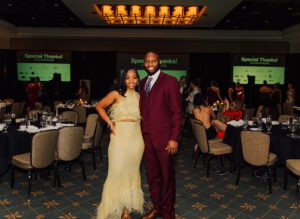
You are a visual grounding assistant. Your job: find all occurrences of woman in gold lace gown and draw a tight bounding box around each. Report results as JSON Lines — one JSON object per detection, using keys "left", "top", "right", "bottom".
{"left": 96, "top": 68, "right": 144, "bottom": 219}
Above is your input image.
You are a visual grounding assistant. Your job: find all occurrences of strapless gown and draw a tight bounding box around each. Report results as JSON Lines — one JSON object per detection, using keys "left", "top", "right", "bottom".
{"left": 97, "top": 91, "right": 144, "bottom": 219}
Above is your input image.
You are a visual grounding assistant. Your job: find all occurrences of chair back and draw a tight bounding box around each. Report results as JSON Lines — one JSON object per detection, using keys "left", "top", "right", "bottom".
{"left": 34, "top": 102, "right": 43, "bottom": 110}
{"left": 53, "top": 101, "right": 63, "bottom": 107}
{"left": 190, "top": 118, "right": 202, "bottom": 144}
{"left": 19, "top": 101, "right": 25, "bottom": 117}
{"left": 241, "top": 131, "right": 270, "bottom": 166}
{"left": 193, "top": 119, "right": 209, "bottom": 153}
{"left": 28, "top": 110, "right": 43, "bottom": 119}
{"left": 73, "top": 106, "right": 87, "bottom": 124}
{"left": 278, "top": 114, "right": 292, "bottom": 123}
{"left": 85, "top": 114, "right": 99, "bottom": 139}
{"left": 245, "top": 108, "right": 255, "bottom": 120}
{"left": 31, "top": 130, "right": 59, "bottom": 168}
{"left": 93, "top": 120, "right": 103, "bottom": 148}
{"left": 57, "top": 127, "right": 84, "bottom": 161}
{"left": 11, "top": 102, "right": 22, "bottom": 117}
{"left": 62, "top": 111, "right": 78, "bottom": 125}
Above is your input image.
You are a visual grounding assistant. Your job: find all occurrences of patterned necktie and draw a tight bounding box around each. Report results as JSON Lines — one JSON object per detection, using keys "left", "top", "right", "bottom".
{"left": 145, "top": 77, "right": 153, "bottom": 95}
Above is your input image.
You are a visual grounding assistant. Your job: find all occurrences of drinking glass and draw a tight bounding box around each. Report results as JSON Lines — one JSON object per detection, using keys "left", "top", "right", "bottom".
{"left": 289, "top": 120, "right": 297, "bottom": 136}
{"left": 242, "top": 114, "right": 248, "bottom": 130}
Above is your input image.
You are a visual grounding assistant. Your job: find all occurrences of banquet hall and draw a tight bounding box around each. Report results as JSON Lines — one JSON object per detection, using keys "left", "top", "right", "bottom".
{"left": 1, "top": 0, "right": 300, "bottom": 218}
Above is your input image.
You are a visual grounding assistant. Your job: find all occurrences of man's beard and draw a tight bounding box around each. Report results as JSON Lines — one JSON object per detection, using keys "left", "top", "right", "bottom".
{"left": 145, "top": 65, "right": 160, "bottom": 76}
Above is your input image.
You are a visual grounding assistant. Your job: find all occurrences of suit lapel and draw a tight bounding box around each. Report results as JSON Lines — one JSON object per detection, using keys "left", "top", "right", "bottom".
{"left": 148, "top": 72, "right": 164, "bottom": 96}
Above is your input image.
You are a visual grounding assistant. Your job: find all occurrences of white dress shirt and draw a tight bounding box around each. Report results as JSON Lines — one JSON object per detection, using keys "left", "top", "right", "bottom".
{"left": 145, "top": 69, "right": 161, "bottom": 91}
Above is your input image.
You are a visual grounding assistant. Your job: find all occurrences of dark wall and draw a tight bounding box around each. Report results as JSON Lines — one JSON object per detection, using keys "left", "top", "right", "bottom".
{"left": 189, "top": 53, "right": 231, "bottom": 96}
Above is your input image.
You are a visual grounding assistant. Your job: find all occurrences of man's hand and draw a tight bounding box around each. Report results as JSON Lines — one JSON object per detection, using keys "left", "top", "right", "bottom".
{"left": 165, "top": 140, "right": 178, "bottom": 155}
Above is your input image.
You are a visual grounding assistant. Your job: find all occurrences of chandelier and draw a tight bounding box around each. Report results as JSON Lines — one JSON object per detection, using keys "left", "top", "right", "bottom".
{"left": 93, "top": 4, "right": 207, "bottom": 26}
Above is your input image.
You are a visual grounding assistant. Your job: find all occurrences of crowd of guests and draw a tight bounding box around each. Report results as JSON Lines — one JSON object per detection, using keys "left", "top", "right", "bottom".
{"left": 179, "top": 76, "right": 297, "bottom": 144}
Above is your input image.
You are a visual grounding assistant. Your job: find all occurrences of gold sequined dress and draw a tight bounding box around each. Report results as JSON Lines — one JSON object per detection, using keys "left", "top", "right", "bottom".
{"left": 97, "top": 91, "right": 144, "bottom": 219}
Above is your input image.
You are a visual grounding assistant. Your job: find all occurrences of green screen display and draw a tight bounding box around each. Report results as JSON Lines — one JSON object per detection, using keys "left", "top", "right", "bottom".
{"left": 17, "top": 51, "right": 71, "bottom": 82}
{"left": 233, "top": 66, "right": 285, "bottom": 85}
{"left": 136, "top": 69, "right": 186, "bottom": 80}
{"left": 17, "top": 63, "right": 71, "bottom": 82}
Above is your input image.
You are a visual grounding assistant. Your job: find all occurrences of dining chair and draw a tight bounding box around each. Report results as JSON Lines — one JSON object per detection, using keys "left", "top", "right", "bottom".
{"left": 278, "top": 114, "right": 293, "bottom": 123}
{"left": 245, "top": 108, "right": 255, "bottom": 120}
{"left": 61, "top": 110, "right": 79, "bottom": 125}
{"left": 10, "top": 130, "right": 59, "bottom": 200}
{"left": 11, "top": 102, "right": 22, "bottom": 118}
{"left": 284, "top": 159, "right": 300, "bottom": 200}
{"left": 235, "top": 131, "right": 277, "bottom": 194}
{"left": 81, "top": 113, "right": 99, "bottom": 169}
{"left": 34, "top": 102, "right": 43, "bottom": 110}
{"left": 53, "top": 126, "right": 85, "bottom": 188}
{"left": 93, "top": 119, "right": 104, "bottom": 162}
{"left": 190, "top": 118, "right": 223, "bottom": 168}
{"left": 192, "top": 119, "right": 232, "bottom": 177}
{"left": 28, "top": 110, "right": 43, "bottom": 120}
{"left": 73, "top": 106, "right": 87, "bottom": 125}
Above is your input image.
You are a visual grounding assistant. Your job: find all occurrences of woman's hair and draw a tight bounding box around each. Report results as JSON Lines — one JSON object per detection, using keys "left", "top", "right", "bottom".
{"left": 193, "top": 93, "right": 205, "bottom": 107}
{"left": 118, "top": 67, "right": 140, "bottom": 96}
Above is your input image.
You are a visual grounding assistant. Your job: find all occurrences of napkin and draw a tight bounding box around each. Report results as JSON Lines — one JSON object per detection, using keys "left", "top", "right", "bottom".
{"left": 39, "top": 126, "right": 59, "bottom": 131}
{"left": 56, "top": 123, "right": 75, "bottom": 128}
{"left": 272, "top": 121, "right": 279, "bottom": 125}
{"left": 249, "top": 127, "right": 262, "bottom": 131}
{"left": 227, "top": 119, "right": 244, "bottom": 127}
{"left": 26, "top": 125, "right": 39, "bottom": 133}
{"left": 0, "top": 124, "right": 4, "bottom": 131}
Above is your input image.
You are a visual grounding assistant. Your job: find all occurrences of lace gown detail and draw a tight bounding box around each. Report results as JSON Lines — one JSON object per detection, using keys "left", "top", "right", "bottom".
{"left": 97, "top": 91, "right": 144, "bottom": 219}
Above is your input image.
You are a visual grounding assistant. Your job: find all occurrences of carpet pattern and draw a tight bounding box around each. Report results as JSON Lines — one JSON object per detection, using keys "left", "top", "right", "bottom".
{"left": 0, "top": 135, "right": 299, "bottom": 219}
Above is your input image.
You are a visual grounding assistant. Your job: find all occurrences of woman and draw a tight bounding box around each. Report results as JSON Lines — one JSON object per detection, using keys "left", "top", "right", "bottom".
{"left": 186, "top": 78, "right": 201, "bottom": 115}
{"left": 96, "top": 68, "right": 144, "bottom": 219}
{"left": 76, "top": 80, "right": 89, "bottom": 102}
{"left": 256, "top": 80, "right": 272, "bottom": 116}
{"left": 192, "top": 93, "right": 227, "bottom": 140}
{"left": 286, "top": 83, "right": 295, "bottom": 106}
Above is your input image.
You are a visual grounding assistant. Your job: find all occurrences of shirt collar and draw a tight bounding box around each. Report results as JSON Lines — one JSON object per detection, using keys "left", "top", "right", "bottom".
{"left": 148, "top": 69, "right": 161, "bottom": 81}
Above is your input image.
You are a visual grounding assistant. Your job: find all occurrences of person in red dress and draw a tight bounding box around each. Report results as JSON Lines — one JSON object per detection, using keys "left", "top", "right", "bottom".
{"left": 26, "top": 77, "right": 41, "bottom": 112}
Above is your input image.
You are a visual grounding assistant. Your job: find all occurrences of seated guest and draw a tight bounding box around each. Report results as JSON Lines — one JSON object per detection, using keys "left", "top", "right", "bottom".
{"left": 192, "top": 93, "right": 227, "bottom": 140}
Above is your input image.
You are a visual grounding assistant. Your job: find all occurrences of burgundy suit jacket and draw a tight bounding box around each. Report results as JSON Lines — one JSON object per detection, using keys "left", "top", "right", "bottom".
{"left": 140, "top": 72, "right": 182, "bottom": 150}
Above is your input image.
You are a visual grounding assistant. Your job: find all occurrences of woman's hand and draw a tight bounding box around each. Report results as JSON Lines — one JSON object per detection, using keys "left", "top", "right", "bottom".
{"left": 108, "top": 121, "right": 116, "bottom": 135}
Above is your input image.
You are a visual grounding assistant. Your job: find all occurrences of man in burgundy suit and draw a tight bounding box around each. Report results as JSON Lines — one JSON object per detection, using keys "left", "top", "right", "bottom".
{"left": 140, "top": 52, "right": 182, "bottom": 219}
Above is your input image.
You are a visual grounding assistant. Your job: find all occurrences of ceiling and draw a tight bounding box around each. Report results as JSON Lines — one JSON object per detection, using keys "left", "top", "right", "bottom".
{"left": 0, "top": 0, "right": 300, "bottom": 31}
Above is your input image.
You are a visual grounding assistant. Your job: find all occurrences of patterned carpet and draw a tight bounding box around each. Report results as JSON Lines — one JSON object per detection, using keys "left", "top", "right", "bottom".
{"left": 0, "top": 135, "right": 299, "bottom": 219}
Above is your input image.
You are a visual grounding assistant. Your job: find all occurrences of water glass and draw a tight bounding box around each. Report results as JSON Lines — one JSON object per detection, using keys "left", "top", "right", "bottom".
{"left": 289, "top": 120, "right": 297, "bottom": 136}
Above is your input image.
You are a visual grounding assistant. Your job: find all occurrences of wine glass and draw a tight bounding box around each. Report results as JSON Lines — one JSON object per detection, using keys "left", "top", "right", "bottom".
{"left": 289, "top": 120, "right": 297, "bottom": 137}
{"left": 242, "top": 114, "right": 248, "bottom": 130}
{"left": 265, "top": 115, "right": 272, "bottom": 134}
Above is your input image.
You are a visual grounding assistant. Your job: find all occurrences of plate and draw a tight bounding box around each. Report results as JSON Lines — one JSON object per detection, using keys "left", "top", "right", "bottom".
{"left": 287, "top": 134, "right": 300, "bottom": 138}
{"left": 249, "top": 127, "right": 262, "bottom": 131}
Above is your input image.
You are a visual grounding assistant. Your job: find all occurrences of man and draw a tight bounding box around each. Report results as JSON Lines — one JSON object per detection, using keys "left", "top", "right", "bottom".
{"left": 140, "top": 52, "right": 182, "bottom": 219}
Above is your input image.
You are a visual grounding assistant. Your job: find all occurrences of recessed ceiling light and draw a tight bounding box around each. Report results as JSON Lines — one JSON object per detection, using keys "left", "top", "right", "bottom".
{"left": 226, "top": 19, "right": 231, "bottom": 23}
{"left": 32, "top": 17, "right": 36, "bottom": 20}
{"left": 242, "top": 6, "right": 247, "bottom": 10}
{"left": 265, "top": 20, "right": 269, "bottom": 23}
{"left": 7, "top": 3, "right": 13, "bottom": 7}
{"left": 288, "top": 7, "right": 293, "bottom": 11}
{"left": 54, "top": 3, "right": 59, "bottom": 7}
{"left": 70, "top": 17, "right": 74, "bottom": 21}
